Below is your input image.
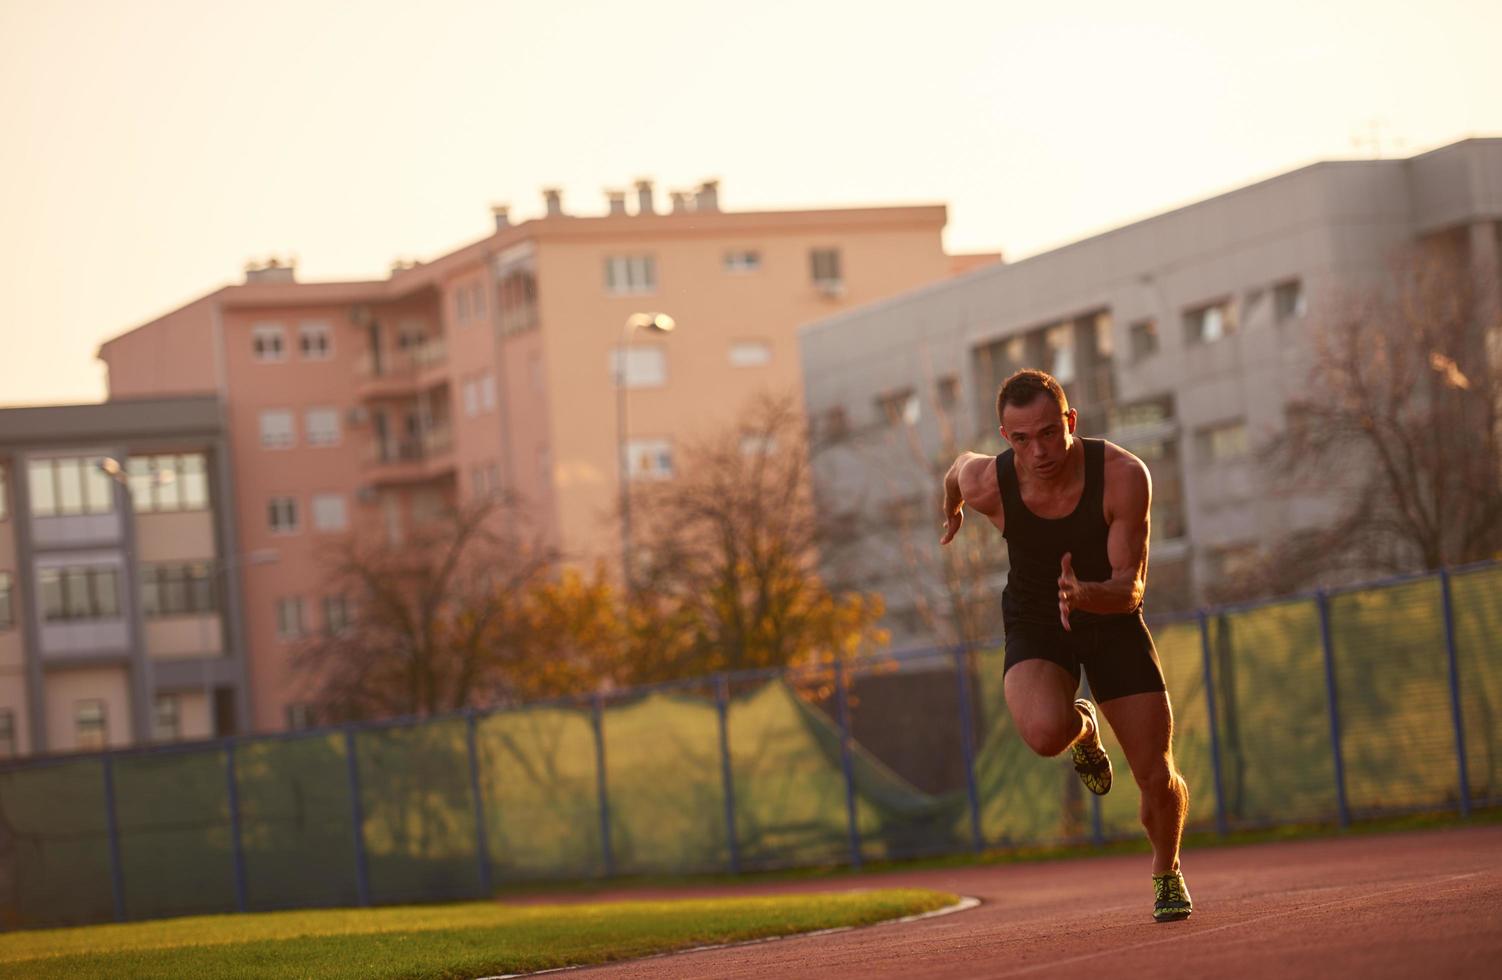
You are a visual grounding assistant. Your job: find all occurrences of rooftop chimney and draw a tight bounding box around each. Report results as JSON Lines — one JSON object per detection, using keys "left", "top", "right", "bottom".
{"left": 635, "top": 179, "right": 655, "bottom": 216}
{"left": 670, "top": 191, "right": 691, "bottom": 213}
{"left": 244, "top": 256, "right": 296, "bottom": 284}
{"left": 606, "top": 190, "right": 628, "bottom": 216}
{"left": 490, "top": 204, "right": 510, "bottom": 231}
{"left": 695, "top": 179, "right": 720, "bottom": 212}
{"left": 543, "top": 187, "right": 565, "bottom": 218}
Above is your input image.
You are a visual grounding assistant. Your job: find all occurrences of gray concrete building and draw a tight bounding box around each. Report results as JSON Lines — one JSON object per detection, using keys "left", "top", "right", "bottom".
{"left": 800, "top": 138, "right": 1502, "bottom": 649}
{"left": 0, "top": 396, "right": 251, "bottom": 757}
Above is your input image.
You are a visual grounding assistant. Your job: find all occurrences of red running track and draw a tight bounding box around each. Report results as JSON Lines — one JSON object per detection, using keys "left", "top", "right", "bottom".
{"left": 553, "top": 825, "right": 1502, "bottom": 978}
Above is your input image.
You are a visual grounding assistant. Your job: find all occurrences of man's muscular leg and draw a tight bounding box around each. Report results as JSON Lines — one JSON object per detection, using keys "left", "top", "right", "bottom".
{"left": 1098, "top": 691, "right": 1188, "bottom": 874}
{"left": 1003, "top": 659, "right": 1090, "bottom": 757}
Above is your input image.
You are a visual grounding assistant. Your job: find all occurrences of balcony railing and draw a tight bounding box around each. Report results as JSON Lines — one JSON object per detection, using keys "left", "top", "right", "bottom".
{"left": 356, "top": 338, "right": 448, "bottom": 382}
{"left": 369, "top": 424, "right": 453, "bottom": 466}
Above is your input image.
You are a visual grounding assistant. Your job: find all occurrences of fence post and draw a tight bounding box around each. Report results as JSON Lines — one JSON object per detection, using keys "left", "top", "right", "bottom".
{"left": 952, "top": 647, "right": 983, "bottom": 854}
{"left": 465, "top": 711, "right": 495, "bottom": 895}
{"left": 591, "top": 693, "right": 615, "bottom": 877}
{"left": 224, "top": 742, "right": 248, "bottom": 912}
{"left": 1439, "top": 570, "right": 1473, "bottom": 818}
{"left": 343, "top": 729, "right": 372, "bottom": 905}
{"left": 101, "top": 755, "right": 126, "bottom": 922}
{"left": 714, "top": 675, "right": 742, "bottom": 873}
{"left": 1316, "top": 591, "right": 1351, "bottom": 829}
{"left": 1198, "top": 612, "right": 1230, "bottom": 836}
{"left": 832, "top": 658, "right": 863, "bottom": 869}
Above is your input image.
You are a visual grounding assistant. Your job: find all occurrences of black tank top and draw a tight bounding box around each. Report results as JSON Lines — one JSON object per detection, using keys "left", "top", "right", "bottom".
{"left": 997, "top": 438, "right": 1133, "bottom": 627}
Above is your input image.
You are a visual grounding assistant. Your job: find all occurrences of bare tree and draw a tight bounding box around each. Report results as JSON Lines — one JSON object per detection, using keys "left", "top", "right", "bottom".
{"left": 1226, "top": 237, "right": 1502, "bottom": 598}
{"left": 295, "top": 495, "right": 557, "bottom": 720}
{"left": 626, "top": 393, "right": 889, "bottom": 679}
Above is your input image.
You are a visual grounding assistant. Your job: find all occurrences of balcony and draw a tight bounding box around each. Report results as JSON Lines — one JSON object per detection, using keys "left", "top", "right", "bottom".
{"left": 355, "top": 339, "right": 449, "bottom": 401}
{"left": 365, "top": 424, "right": 456, "bottom": 485}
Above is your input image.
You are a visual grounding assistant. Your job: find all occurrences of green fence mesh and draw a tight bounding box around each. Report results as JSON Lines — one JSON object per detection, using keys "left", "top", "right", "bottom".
{"left": 3, "top": 564, "right": 1498, "bottom": 927}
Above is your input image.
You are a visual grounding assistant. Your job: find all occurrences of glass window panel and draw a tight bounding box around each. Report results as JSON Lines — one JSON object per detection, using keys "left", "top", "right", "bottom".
{"left": 161, "top": 567, "right": 188, "bottom": 614}
{"left": 93, "top": 568, "right": 120, "bottom": 617}
{"left": 190, "top": 566, "right": 215, "bottom": 612}
{"left": 83, "top": 457, "right": 115, "bottom": 514}
{"left": 64, "top": 570, "right": 92, "bottom": 618}
{"left": 180, "top": 454, "right": 209, "bottom": 509}
{"left": 127, "top": 457, "right": 155, "bottom": 510}
{"left": 28, "top": 460, "right": 57, "bottom": 517}
{"left": 40, "top": 569, "right": 63, "bottom": 620}
{"left": 56, "top": 459, "right": 84, "bottom": 514}
{"left": 140, "top": 569, "right": 161, "bottom": 616}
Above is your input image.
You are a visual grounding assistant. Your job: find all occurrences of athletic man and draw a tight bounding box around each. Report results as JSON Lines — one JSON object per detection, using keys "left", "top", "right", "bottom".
{"left": 940, "top": 369, "right": 1192, "bottom": 922}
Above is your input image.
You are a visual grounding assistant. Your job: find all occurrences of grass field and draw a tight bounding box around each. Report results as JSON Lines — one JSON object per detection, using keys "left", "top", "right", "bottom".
{"left": 0, "top": 888, "right": 956, "bottom": 980}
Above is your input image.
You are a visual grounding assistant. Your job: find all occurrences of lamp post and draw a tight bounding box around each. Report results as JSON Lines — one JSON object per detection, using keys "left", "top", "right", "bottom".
{"left": 616, "top": 312, "right": 675, "bottom": 589}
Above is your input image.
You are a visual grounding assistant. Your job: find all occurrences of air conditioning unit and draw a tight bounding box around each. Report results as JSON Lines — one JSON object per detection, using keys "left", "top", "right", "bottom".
{"left": 815, "top": 279, "right": 846, "bottom": 299}
{"left": 346, "top": 406, "right": 369, "bottom": 426}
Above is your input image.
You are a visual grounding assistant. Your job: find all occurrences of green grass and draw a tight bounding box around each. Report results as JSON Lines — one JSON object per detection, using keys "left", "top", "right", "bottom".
{"left": 0, "top": 888, "right": 957, "bottom": 980}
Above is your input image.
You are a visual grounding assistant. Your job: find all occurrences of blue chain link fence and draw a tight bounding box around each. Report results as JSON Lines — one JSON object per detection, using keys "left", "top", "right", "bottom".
{"left": 2, "top": 561, "right": 1498, "bottom": 928}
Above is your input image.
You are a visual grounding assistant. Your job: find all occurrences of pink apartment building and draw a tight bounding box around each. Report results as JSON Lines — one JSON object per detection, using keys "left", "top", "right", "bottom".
{"left": 98, "top": 181, "right": 991, "bottom": 734}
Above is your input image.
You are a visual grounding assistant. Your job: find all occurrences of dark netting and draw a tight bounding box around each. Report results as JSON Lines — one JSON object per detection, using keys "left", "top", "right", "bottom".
{"left": 973, "top": 646, "right": 1083, "bottom": 846}
{"left": 355, "top": 718, "right": 481, "bottom": 904}
{"left": 1330, "top": 579, "right": 1459, "bottom": 815}
{"left": 235, "top": 733, "right": 361, "bottom": 911}
{"left": 0, "top": 759, "right": 114, "bottom": 928}
{"left": 475, "top": 704, "right": 605, "bottom": 881}
{"left": 1452, "top": 564, "right": 1502, "bottom": 808}
{"left": 114, "top": 748, "right": 235, "bottom": 919}
{"left": 727, "top": 674, "right": 878, "bottom": 869}
{"left": 841, "top": 650, "right": 968, "bottom": 862}
{"left": 1209, "top": 600, "right": 1337, "bottom": 825}
{"left": 600, "top": 684, "right": 730, "bottom": 875}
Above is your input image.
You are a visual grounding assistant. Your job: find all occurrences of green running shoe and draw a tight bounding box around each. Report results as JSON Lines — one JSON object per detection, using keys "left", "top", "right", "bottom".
{"left": 1152, "top": 869, "right": 1193, "bottom": 922}
{"left": 1070, "top": 698, "right": 1112, "bottom": 796}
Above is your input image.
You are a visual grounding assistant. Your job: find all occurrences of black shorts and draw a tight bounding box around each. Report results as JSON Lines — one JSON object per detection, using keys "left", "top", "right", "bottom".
{"left": 1002, "top": 612, "right": 1167, "bottom": 702}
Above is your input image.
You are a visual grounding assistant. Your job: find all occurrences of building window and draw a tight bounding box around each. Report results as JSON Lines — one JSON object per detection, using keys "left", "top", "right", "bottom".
{"left": 739, "top": 433, "right": 778, "bottom": 457}
{"left": 0, "top": 571, "right": 12, "bottom": 630}
{"left": 323, "top": 595, "right": 351, "bottom": 635}
{"left": 140, "top": 562, "right": 216, "bottom": 617}
{"left": 76, "top": 700, "right": 108, "bottom": 750}
{"left": 936, "top": 375, "right": 960, "bottom": 412}
{"left": 275, "top": 597, "right": 306, "bottom": 639}
{"left": 471, "top": 283, "right": 486, "bottom": 320}
{"left": 604, "top": 254, "right": 657, "bottom": 295}
{"left": 1109, "top": 394, "right": 1175, "bottom": 433}
{"left": 1044, "top": 322, "right": 1076, "bottom": 384}
{"left": 0, "top": 710, "right": 14, "bottom": 758}
{"left": 608, "top": 347, "right": 667, "bottom": 388}
{"left": 128, "top": 454, "right": 209, "bottom": 513}
{"left": 27, "top": 457, "right": 116, "bottom": 517}
{"left": 1185, "top": 300, "right": 1235, "bottom": 345}
{"left": 810, "top": 248, "right": 843, "bottom": 292}
{"left": 304, "top": 408, "right": 341, "bottom": 446}
{"left": 152, "top": 694, "right": 181, "bottom": 741}
{"left": 396, "top": 322, "right": 426, "bottom": 351}
{"left": 462, "top": 378, "right": 479, "bottom": 417}
{"left": 625, "top": 438, "right": 674, "bottom": 480}
{"left": 252, "top": 324, "right": 286, "bottom": 362}
{"left": 260, "top": 410, "right": 296, "bottom": 449}
{"left": 875, "top": 388, "right": 919, "bottom": 427}
{"left": 724, "top": 250, "right": 761, "bottom": 273}
{"left": 1129, "top": 319, "right": 1159, "bottom": 361}
{"left": 40, "top": 566, "right": 121, "bottom": 622}
{"left": 285, "top": 703, "right": 315, "bottom": 731}
{"left": 1198, "top": 420, "right": 1249, "bottom": 463}
{"left": 728, "top": 340, "right": 772, "bottom": 368}
{"left": 299, "top": 322, "right": 332, "bottom": 359}
{"left": 311, "top": 493, "right": 348, "bottom": 531}
{"left": 268, "top": 496, "right": 299, "bottom": 534}
{"left": 480, "top": 374, "right": 496, "bottom": 412}
{"left": 1131, "top": 437, "right": 1187, "bottom": 541}
{"left": 456, "top": 287, "right": 471, "bottom": 323}
{"left": 1274, "top": 280, "right": 1306, "bottom": 322}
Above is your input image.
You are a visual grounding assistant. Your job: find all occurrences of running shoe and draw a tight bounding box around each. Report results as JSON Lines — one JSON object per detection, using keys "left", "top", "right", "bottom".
{"left": 1152, "top": 869, "right": 1193, "bottom": 922}
{"left": 1070, "top": 698, "right": 1112, "bottom": 796}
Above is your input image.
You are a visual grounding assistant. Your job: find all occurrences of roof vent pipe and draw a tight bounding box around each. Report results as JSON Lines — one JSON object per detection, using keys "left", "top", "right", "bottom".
{"left": 635, "top": 179, "right": 655, "bottom": 216}
{"left": 543, "top": 188, "right": 564, "bottom": 217}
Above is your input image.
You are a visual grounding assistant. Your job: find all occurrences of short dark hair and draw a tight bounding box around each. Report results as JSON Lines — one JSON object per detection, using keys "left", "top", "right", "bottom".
{"left": 996, "top": 369, "right": 1068, "bottom": 422}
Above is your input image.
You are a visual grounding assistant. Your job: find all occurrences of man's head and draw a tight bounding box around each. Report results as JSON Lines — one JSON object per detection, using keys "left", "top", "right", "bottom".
{"left": 997, "top": 369, "right": 1077, "bottom": 478}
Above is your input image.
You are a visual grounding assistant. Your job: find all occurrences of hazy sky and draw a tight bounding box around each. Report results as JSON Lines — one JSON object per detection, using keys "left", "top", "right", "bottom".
{"left": 3, "top": 0, "right": 1499, "bottom": 407}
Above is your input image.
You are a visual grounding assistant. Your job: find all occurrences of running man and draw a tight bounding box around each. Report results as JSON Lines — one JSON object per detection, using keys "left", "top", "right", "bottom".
{"left": 940, "top": 369, "right": 1192, "bottom": 922}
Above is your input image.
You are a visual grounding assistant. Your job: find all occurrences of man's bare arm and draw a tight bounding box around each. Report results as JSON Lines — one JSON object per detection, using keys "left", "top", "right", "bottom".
{"left": 940, "top": 452, "right": 1001, "bottom": 545}
{"left": 1060, "top": 456, "right": 1151, "bottom": 616}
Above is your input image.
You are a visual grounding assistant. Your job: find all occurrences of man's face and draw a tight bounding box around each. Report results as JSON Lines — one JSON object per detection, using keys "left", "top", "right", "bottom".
{"left": 1000, "top": 396, "right": 1076, "bottom": 478}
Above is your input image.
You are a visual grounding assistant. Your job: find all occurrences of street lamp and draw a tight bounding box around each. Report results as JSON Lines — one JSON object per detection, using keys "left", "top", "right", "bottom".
{"left": 616, "top": 312, "right": 676, "bottom": 589}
